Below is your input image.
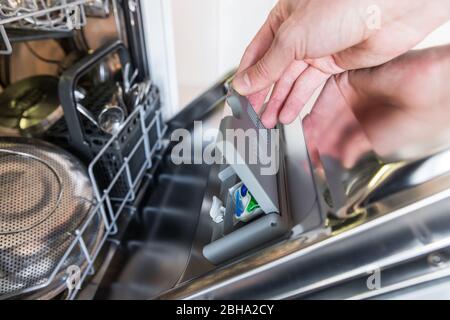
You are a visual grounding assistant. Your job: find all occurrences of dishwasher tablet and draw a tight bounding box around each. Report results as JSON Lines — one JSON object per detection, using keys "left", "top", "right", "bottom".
{"left": 232, "top": 183, "right": 263, "bottom": 223}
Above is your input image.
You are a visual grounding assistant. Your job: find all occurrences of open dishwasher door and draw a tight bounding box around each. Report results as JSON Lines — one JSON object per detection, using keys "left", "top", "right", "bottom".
{"left": 154, "top": 85, "right": 450, "bottom": 301}
{"left": 90, "top": 67, "right": 450, "bottom": 299}
{"left": 89, "top": 72, "right": 326, "bottom": 299}
{"left": 87, "top": 74, "right": 234, "bottom": 299}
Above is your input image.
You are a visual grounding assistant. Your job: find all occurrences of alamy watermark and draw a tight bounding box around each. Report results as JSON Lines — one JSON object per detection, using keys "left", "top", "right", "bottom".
{"left": 366, "top": 4, "right": 382, "bottom": 30}
{"left": 170, "top": 121, "right": 280, "bottom": 176}
{"left": 366, "top": 267, "right": 381, "bottom": 291}
{"left": 66, "top": 265, "right": 81, "bottom": 291}
{"left": 67, "top": 5, "right": 83, "bottom": 30}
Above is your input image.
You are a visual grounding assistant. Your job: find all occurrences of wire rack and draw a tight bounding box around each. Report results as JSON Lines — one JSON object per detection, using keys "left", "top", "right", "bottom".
{"left": 0, "top": 0, "right": 97, "bottom": 54}
{"left": 4, "top": 92, "right": 167, "bottom": 299}
{"left": 67, "top": 97, "right": 167, "bottom": 299}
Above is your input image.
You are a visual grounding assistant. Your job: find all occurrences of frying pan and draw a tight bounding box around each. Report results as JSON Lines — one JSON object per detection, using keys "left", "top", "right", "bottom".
{"left": 0, "top": 75, "right": 63, "bottom": 137}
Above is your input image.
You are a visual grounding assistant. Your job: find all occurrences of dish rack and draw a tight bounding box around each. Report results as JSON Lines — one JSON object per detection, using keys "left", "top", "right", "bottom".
{"left": 0, "top": 0, "right": 94, "bottom": 54}
{"left": 6, "top": 40, "right": 168, "bottom": 299}
{"left": 0, "top": 1, "right": 167, "bottom": 299}
{"left": 36, "top": 103, "right": 166, "bottom": 300}
{"left": 58, "top": 41, "right": 166, "bottom": 299}
{"left": 65, "top": 98, "right": 166, "bottom": 300}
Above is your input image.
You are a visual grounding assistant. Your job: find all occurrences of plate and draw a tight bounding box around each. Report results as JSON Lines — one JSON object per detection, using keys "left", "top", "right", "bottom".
{"left": 0, "top": 137, "right": 104, "bottom": 299}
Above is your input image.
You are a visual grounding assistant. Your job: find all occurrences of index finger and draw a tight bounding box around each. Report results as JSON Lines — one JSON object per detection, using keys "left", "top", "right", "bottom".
{"left": 235, "top": 16, "right": 281, "bottom": 112}
{"left": 237, "top": 13, "right": 282, "bottom": 73}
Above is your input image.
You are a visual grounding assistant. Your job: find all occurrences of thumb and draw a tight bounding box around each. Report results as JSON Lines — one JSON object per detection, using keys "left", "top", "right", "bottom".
{"left": 233, "top": 24, "right": 298, "bottom": 96}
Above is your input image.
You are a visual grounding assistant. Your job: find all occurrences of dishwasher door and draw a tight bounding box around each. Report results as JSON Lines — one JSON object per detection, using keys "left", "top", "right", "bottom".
{"left": 87, "top": 74, "right": 233, "bottom": 299}
{"left": 88, "top": 71, "right": 326, "bottom": 299}
{"left": 87, "top": 69, "right": 450, "bottom": 300}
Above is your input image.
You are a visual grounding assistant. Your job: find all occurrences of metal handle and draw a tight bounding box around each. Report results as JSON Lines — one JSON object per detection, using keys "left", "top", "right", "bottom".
{"left": 336, "top": 162, "right": 406, "bottom": 218}
{"left": 76, "top": 103, "right": 99, "bottom": 128}
{"left": 337, "top": 148, "right": 450, "bottom": 218}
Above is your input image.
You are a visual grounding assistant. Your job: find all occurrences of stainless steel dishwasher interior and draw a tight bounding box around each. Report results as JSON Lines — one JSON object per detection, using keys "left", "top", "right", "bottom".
{"left": 91, "top": 91, "right": 322, "bottom": 299}
{"left": 90, "top": 88, "right": 450, "bottom": 299}
{"left": 92, "top": 98, "right": 226, "bottom": 299}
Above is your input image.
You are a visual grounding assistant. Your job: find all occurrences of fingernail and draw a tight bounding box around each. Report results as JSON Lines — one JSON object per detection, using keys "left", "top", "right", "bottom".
{"left": 233, "top": 72, "right": 251, "bottom": 94}
{"left": 261, "top": 113, "right": 276, "bottom": 129}
{"left": 279, "top": 109, "right": 295, "bottom": 124}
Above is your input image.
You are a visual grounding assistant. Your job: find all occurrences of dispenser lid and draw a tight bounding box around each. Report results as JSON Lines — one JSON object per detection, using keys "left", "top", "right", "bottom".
{"left": 217, "top": 87, "right": 279, "bottom": 214}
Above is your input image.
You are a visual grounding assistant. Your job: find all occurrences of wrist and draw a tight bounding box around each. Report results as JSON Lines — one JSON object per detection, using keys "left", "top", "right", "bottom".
{"left": 442, "top": 45, "right": 450, "bottom": 72}
{"left": 437, "top": 0, "right": 450, "bottom": 20}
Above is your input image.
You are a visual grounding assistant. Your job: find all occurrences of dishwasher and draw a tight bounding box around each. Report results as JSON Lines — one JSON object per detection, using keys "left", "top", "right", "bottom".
{"left": 1, "top": 0, "right": 450, "bottom": 301}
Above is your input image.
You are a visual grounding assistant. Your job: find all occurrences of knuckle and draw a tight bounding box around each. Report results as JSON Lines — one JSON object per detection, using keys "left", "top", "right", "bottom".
{"left": 242, "top": 47, "right": 257, "bottom": 64}
{"left": 292, "top": 28, "right": 306, "bottom": 60}
{"left": 276, "top": 21, "right": 304, "bottom": 59}
{"left": 255, "top": 59, "right": 274, "bottom": 82}
{"left": 268, "top": 5, "right": 283, "bottom": 27}
{"left": 273, "top": 26, "right": 291, "bottom": 50}
{"left": 268, "top": 96, "right": 284, "bottom": 110}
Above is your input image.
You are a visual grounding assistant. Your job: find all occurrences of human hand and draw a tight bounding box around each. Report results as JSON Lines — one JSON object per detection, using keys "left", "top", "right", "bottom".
{"left": 304, "top": 45, "right": 450, "bottom": 167}
{"left": 233, "top": 0, "right": 450, "bottom": 128}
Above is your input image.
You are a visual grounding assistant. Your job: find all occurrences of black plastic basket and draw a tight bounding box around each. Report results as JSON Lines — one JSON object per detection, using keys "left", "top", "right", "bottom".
{"left": 49, "top": 41, "right": 162, "bottom": 199}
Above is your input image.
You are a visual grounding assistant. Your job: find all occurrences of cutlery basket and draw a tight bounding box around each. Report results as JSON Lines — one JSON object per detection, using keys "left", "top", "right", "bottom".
{"left": 47, "top": 41, "right": 164, "bottom": 199}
